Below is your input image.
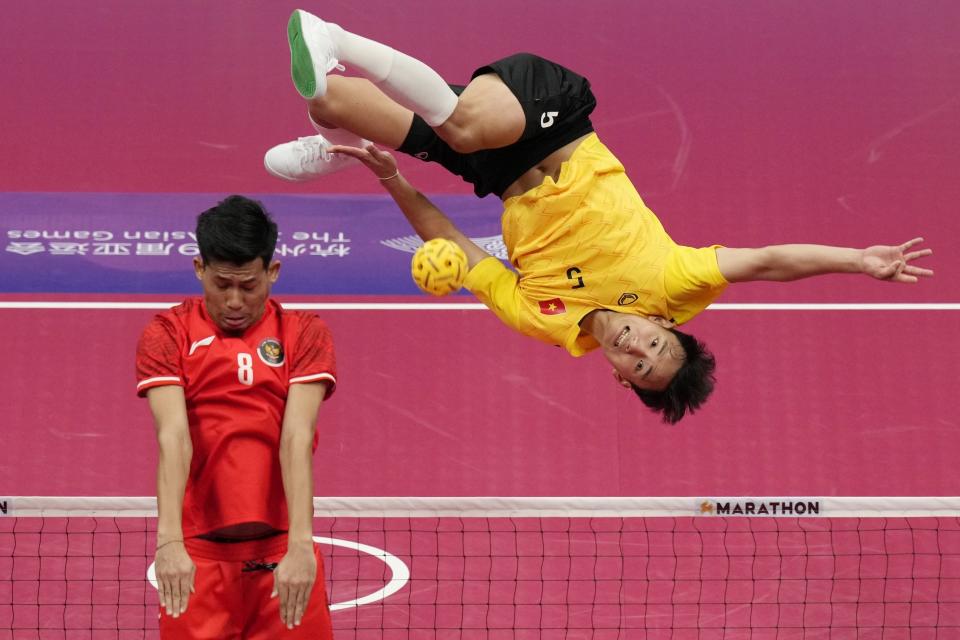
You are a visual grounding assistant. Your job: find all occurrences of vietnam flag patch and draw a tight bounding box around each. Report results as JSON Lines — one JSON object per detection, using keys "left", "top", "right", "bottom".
{"left": 538, "top": 298, "right": 566, "bottom": 315}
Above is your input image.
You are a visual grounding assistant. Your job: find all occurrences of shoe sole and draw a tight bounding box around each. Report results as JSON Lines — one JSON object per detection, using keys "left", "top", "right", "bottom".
{"left": 288, "top": 10, "right": 317, "bottom": 99}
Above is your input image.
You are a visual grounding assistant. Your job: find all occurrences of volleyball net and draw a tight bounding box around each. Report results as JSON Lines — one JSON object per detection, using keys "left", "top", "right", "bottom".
{"left": 2, "top": 496, "right": 959, "bottom": 637}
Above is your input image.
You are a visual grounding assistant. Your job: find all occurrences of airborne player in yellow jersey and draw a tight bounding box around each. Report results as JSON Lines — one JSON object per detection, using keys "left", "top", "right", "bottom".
{"left": 265, "top": 9, "right": 934, "bottom": 423}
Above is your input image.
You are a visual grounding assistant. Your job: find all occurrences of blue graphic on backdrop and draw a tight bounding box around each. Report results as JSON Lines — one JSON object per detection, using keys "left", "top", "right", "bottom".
{"left": 0, "top": 193, "right": 506, "bottom": 294}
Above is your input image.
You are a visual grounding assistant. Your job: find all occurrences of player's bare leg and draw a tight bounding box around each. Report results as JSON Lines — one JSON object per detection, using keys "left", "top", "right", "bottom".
{"left": 264, "top": 75, "right": 407, "bottom": 182}
{"left": 288, "top": 9, "right": 525, "bottom": 154}
{"left": 438, "top": 73, "right": 525, "bottom": 153}
{"left": 307, "top": 76, "right": 414, "bottom": 150}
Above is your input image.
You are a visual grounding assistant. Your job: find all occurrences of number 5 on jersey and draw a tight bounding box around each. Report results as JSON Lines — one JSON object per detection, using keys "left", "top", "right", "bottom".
{"left": 237, "top": 353, "right": 254, "bottom": 385}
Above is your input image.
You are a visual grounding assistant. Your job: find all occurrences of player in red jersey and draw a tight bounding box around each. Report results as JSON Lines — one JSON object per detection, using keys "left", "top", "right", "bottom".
{"left": 135, "top": 195, "right": 337, "bottom": 638}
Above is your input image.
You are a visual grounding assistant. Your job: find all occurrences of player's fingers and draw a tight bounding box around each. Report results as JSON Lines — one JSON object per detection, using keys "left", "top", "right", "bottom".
{"left": 293, "top": 594, "right": 304, "bottom": 627}
{"left": 875, "top": 260, "right": 900, "bottom": 280}
{"left": 163, "top": 578, "right": 178, "bottom": 615}
{"left": 288, "top": 592, "right": 300, "bottom": 628}
{"left": 366, "top": 144, "right": 386, "bottom": 157}
{"left": 360, "top": 144, "right": 386, "bottom": 161}
{"left": 278, "top": 584, "right": 292, "bottom": 627}
{"left": 181, "top": 574, "right": 194, "bottom": 614}
{"left": 284, "top": 586, "right": 300, "bottom": 628}
{"left": 328, "top": 144, "right": 367, "bottom": 160}
{"left": 904, "top": 265, "right": 934, "bottom": 277}
{"left": 294, "top": 582, "right": 312, "bottom": 627}
{"left": 886, "top": 261, "right": 912, "bottom": 283}
{"left": 899, "top": 237, "right": 924, "bottom": 250}
{"left": 367, "top": 146, "right": 396, "bottom": 164}
{"left": 169, "top": 580, "right": 183, "bottom": 618}
{"left": 289, "top": 583, "right": 305, "bottom": 627}
{"left": 157, "top": 579, "right": 168, "bottom": 611}
{"left": 904, "top": 248, "right": 933, "bottom": 261}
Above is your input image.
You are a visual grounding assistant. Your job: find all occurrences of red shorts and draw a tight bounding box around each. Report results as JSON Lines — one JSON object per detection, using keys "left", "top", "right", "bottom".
{"left": 159, "top": 535, "right": 334, "bottom": 640}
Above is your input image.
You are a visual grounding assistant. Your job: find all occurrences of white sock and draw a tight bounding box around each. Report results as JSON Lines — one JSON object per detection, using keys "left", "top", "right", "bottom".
{"left": 327, "top": 24, "right": 459, "bottom": 127}
{"left": 308, "top": 111, "right": 368, "bottom": 147}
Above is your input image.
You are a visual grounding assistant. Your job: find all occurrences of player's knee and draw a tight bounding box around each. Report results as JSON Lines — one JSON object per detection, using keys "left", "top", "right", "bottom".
{"left": 307, "top": 100, "right": 334, "bottom": 126}
{"left": 307, "top": 76, "right": 348, "bottom": 121}
{"left": 308, "top": 108, "right": 336, "bottom": 130}
{"left": 438, "top": 124, "right": 484, "bottom": 154}
{"left": 439, "top": 98, "right": 525, "bottom": 153}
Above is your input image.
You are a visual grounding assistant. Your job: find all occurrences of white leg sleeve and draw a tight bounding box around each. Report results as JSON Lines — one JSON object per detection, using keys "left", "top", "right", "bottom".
{"left": 328, "top": 24, "right": 459, "bottom": 126}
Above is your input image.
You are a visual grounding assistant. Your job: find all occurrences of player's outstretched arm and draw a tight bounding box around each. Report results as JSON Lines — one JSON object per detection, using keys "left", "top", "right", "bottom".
{"left": 147, "top": 386, "right": 196, "bottom": 619}
{"left": 330, "top": 144, "right": 491, "bottom": 267}
{"left": 716, "top": 238, "right": 933, "bottom": 284}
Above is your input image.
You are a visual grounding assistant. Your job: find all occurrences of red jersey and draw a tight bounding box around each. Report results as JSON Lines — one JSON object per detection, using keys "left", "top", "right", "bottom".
{"left": 135, "top": 298, "right": 336, "bottom": 538}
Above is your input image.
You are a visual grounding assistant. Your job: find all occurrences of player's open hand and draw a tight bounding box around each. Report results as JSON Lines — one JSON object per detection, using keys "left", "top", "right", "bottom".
{"left": 155, "top": 541, "right": 195, "bottom": 618}
{"left": 272, "top": 541, "right": 317, "bottom": 629}
{"left": 329, "top": 143, "right": 399, "bottom": 181}
{"left": 861, "top": 237, "right": 934, "bottom": 283}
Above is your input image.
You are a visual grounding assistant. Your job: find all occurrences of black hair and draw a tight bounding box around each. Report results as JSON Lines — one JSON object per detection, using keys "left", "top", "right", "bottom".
{"left": 196, "top": 195, "right": 278, "bottom": 267}
{"left": 632, "top": 328, "right": 716, "bottom": 424}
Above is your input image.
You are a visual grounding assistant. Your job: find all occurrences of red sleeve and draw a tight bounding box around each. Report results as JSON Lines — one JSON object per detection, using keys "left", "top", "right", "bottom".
{"left": 135, "top": 315, "right": 184, "bottom": 397}
{"left": 289, "top": 314, "right": 337, "bottom": 398}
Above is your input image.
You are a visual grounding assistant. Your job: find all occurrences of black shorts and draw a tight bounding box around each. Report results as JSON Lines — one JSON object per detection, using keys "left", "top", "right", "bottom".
{"left": 397, "top": 53, "right": 597, "bottom": 198}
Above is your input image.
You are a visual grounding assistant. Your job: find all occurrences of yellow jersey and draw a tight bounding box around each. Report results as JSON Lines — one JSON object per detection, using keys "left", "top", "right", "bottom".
{"left": 463, "top": 133, "right": 728, "bottom": 356}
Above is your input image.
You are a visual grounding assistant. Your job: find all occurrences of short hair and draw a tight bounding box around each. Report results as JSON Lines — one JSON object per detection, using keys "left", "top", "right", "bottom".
{"left": 632, "top": 328, "right": 716, "bottom": 424}
{"left": 196, "top": 195, "right": 278, "bottom": 267}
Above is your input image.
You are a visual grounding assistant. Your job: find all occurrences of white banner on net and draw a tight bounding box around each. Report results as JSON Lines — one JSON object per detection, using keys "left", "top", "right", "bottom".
{"left": 3, "top": 496, "right": 960, "bottom": 518}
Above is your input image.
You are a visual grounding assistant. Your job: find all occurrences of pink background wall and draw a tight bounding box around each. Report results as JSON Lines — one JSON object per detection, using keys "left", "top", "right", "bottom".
{"left": 1, "top": 1, "right": 957, "bottom": 498}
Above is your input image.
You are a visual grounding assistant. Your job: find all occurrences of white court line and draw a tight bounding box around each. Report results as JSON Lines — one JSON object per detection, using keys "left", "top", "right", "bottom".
{"left": 145, "top": 536, "right": 410, "bottom": 611}
{"left": 0, "top": 301, "right": 957, "bottom": 311}
{"left": 314, "top": 536, "right": 410, "bottom": 611}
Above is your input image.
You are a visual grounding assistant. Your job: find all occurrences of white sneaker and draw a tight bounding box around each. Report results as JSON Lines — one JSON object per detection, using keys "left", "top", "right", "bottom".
{"left": 263, "top": 135, "right": 360, "bottom": 182}
{"left": 288, "top": 9, "right": 344, "bottom": 99}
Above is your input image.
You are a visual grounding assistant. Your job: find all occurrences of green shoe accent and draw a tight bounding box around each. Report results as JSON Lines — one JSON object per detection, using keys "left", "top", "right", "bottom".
{"left": 288, "top": 11, "right": 316, "bottom": 98}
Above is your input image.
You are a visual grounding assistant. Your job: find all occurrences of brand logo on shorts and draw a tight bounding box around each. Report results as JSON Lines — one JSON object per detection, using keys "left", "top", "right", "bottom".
{"left": 415, "top": 152, "right": 430, "bottom": 160}
{"left": 618, "top": 293, "right": 639, "bottom": 306}
{"left": 540, "top": 111, "right": 559, "bottom": 128}
{"left": 257, "top": 338, "right": 284, "bottom": 367}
